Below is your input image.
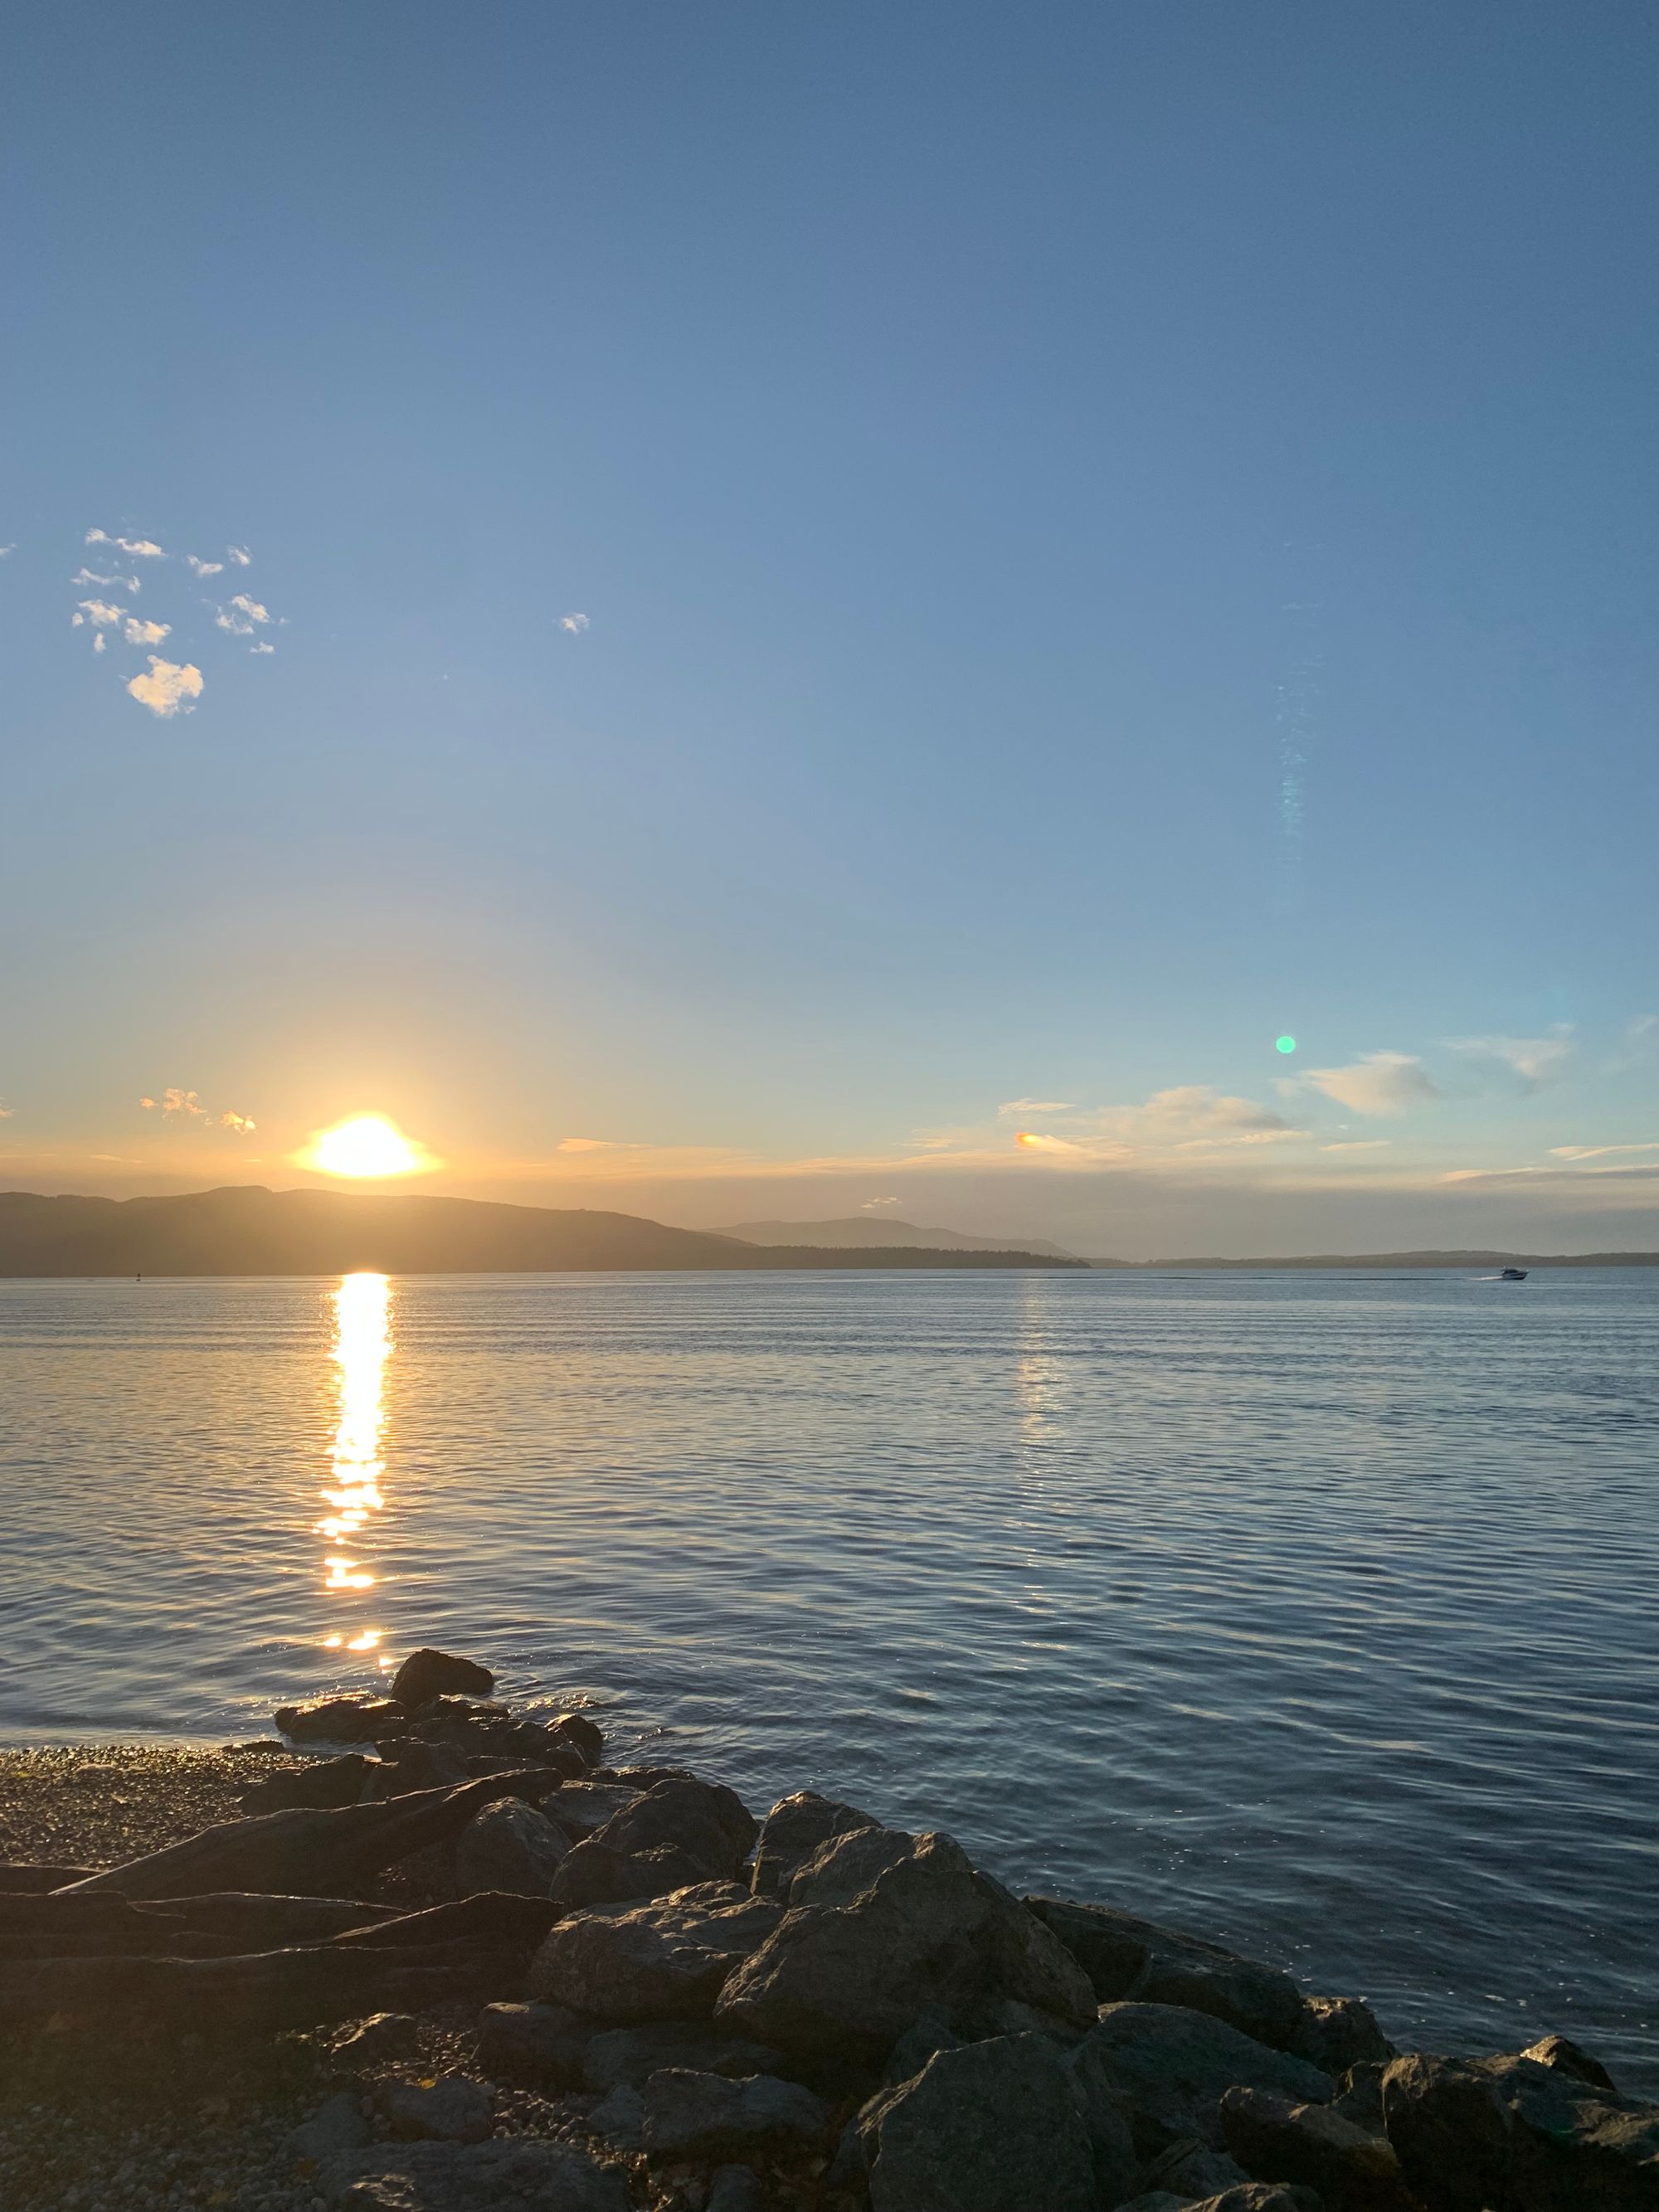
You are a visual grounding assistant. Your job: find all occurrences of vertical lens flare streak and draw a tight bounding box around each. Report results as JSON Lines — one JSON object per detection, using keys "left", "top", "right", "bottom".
{"left": 318, "top": 1271, "right": 390, "bottom": 1650}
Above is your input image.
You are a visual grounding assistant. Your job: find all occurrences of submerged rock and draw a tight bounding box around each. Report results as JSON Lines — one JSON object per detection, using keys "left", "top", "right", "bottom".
{"left": 1382, "top": 2048, "right": 1659, "bottom": 2211}
{"left": 528, "top": 1882, "right": 785, "bottom": 2023}
{"left": 750, "top": 1790, "right": 879, "bottom": 1898}
{"left": 389, "top": 1649, "right": 498, "bottom": 1707}
{"left": 715, "top": 1828, "right": 1095, "bottom": 2059}
{"left": 454, "top": 1797, "right": 569, "bottom": 1897}
{"left": 1028, "top": 1894, "right": 1306, "bottom": 2052}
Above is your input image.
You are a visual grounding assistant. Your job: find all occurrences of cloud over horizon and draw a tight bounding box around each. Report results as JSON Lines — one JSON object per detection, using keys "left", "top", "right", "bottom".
{"left": 1298, "top": 1051, "right": 1441, "bottom": 1116}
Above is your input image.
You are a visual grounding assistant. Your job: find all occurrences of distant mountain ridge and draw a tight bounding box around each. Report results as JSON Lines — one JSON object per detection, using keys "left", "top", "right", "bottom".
{"left": 714, "top": 1214, "right": 1079, "bottom": 1259}
{"left": 1086, "top": 1249, "right": 1659, "bottom": 1268}
{"left": 0, "top": 1187, "right": 1080, "bottom": 1277}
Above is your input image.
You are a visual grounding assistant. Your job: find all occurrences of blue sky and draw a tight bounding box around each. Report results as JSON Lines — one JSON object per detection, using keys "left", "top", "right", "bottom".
{"left": 2, "top": 2, "right": 1656, "bottom": 1254}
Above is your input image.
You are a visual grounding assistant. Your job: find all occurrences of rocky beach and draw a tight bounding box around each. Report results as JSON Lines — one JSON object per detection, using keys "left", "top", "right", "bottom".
{"left": 1, "top": 1648, "right": 1653, "bottom": 2212}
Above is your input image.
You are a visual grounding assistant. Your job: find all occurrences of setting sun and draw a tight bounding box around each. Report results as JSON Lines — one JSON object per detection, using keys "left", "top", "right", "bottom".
{"left": 296, "top": 1113, "right": 436, "bottom": 1179}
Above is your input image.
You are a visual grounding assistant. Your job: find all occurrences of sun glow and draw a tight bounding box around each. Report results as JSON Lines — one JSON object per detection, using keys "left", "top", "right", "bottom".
{"left": 298, "top": 1113, "right": 435, "bottom": 1179}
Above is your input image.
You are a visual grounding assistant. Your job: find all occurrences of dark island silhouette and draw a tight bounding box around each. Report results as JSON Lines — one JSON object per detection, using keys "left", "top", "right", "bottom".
{"left": 0, "top": 1186, "right": 1082, "bottom": 1277}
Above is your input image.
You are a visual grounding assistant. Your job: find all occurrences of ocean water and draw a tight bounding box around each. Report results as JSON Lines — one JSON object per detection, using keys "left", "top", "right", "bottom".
{"left": 1, "top": 1266, "right": 1655, "bottom": 2086}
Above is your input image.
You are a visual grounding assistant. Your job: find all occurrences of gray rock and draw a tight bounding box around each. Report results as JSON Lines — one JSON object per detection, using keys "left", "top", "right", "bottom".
{"left": 528, "top": 1882, "right": 784, "bottom": 2023}
{"left": 1331, "top": 2063, "right": 1388, "bottom": 2137}
{"left": 716, "top": 1829, "right": 1096, "bottom": 2059}
{"left": 388, "top": 1648, "right": 497, "bottom": 1706}
{"left": 788, "top": 1822, "right": 916, "bottom": 1908}
{"left": 1292, "top": 1996, "right": 1396, "bottom": 2075}
{"left": 276, "top": 1695, "right": 406, "bottom": 1744}
{"left": 581, "top": 2021, "right": 788, "bottom": 2093}
{"left": 1519, "top": 2034, "right": 1621, "bottom": 2094}
{"left": 860, "top": 2032, "right": 1099, "bottom": 2211}
{"left": 375, "top": 1736, "right": 474, "bottom": 1794}
{"left": 588, "top": 2066, "right": 831, "bottom": 2155}
{"left": 549, "top": 1836, "right": 708, "bottom": 1911}
{"left": 1221, "top": 2083, "right": 1417, "bottom": 2210}
{"left": 1382, "top": 2049, "right": 1659, "bottom": 2211}
{"left": 475, "top": 2001, "right": 591, "bottom": 2088}
{"left": 590, "top": 1776, "right": 758, "bottom": 1883}
{"left": 334, "top": 2012, "right": 422, "bottom": 2068}
{"left": 1138, "top": 2137, "right": 1255, "bottom": 2198}
{"left": 319, "top": 2138, "right": 631, "bottom": 2210}
{"left": 751, "top": 1791, "right": 880, "bottom": 1898}
{"left": 542, "top": 1782, "right": 645, "bottom": 1840}
{"left": 372, "top": 2073, "right": 494, "bottom": 2143}
{"left": 455, "top": 1798, "right": 569, "bottom": 1897}
{"left": 1063, "top": 2032, "right": 1155, "bottom": 2206}
{"left": 883, "top": 2010, "right": 966, "bottom": 2087}
{"left": 543, "top": 1712, "right": 605, "bottom": 1768}
{"left": 1028, "top": 1896, "right": 1306, "bottom": 2052}
{"left": 287, "top": 2090, "right": 372, "bottom": 2160}
{"left": 1079, "top": 2002, "right": 1335, "bottom": 2155}
{"left": 707, "top": 2166, "right": 767, "bottom": 2212}
{"left": 243, "top": 1753, "right": 384, "bottom": 1814}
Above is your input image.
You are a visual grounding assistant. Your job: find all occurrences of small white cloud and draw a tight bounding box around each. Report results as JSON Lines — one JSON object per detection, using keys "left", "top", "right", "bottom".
{"left": 997, "top": 1099, "right": 1077, "bottom": 1116}
{"left": 250, "top": 640, "right": 275, "bottom": 655}
{"left": 94, "top": 633, "right": 106, "bottom": 654}
{"left": 73, "top": 566, "right": 140, "bottom": 591}
{"left": 227, "top": 544, "right": 251, "bottom": 566}
{"left": 126, "top": 658, "right": 204, "bottom": 717}
{"left": 86, "top": 528, "right": 164, "bottom": 558}
{"left": 123, "top": 617, "right": 171, "bottom": 647}
{"left": 860, "top": 1197, "right": 902, "bottom": 1208}
{"left": 0, "top": 544, "right": 14, "bottom": 559}
{"left": 1448, "top": 1029, "right": 1575, "bottom": 1091}
{"left": 72, "top": 599, "right": 126, "bottom": 628}
{"left": 1301, "top": 1052, "right": 1440, "bottom": 1117}
{"left": 215, "top": 592, "right": 271, "bottom": 635}
{"left": 220, "top": 1110, "right": 256, "bottom": 1134}
{"left": 1321, "top": 1139, "right": 1393, "bottom": 1152}
{"left": 141, "top": 1088, "right": 207, "bottom": 1119}
{"left": 558, "top": 612, "right": 591, "bottom": 634}
{"left": 187, "top": 555, "right": 225, "bottom": 577}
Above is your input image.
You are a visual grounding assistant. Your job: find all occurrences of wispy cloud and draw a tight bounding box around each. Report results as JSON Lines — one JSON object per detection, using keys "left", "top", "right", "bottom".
{"left": 123, "top": 617, "right": 170, "bottom": 647}
{"left": 0, "top": 544, "right": 14, "bottom": 559}
{"left": 250, "top": 640, "right": 275, "bottom": 655}
{"left": 860, "top": 1196, "right": 902, "bottom": 1208}
{"left": 85, "top": 527, "right": 165, "bottom": 558}
{"left": 556, "top": 1135, "right": 645, "bottom": 1153}
{"left": 140, "top": 1089, "right": 254, "bottom": 1132}
{"left": 214, "top": 592, "right": 272, "bottom": 636}
{"left": 1549, "top": 1140, "right": 1659, "bottom": 1162}
{"left": 997, "top": 1098, "right": 1076, "bottom": 1116}
{"left": 1321, "top": 1140, "right": 1393, "bottom": 1152}
{"left": 72, "top": 599, "right": 126, "bottom": 629}
{"left": 187, "top": 555, "right": 224, "bottom": 576}
{"left": 1448, "top": 1029, "right": 1574, "bottom": 1091}
{"left": 126, "top": 658, "right": 203, "bottom": 717}
{"left": 559, "top": 612, "right": 591, "bottom": 634}
{"left": 1298, "top": 1051, "right": 1440, "bottom": 1116}
{"left": 227, "top": 545, "right": 251, "bottom": 566}
{"left": 73, "top": 566, "right": 139, "bottom": 592}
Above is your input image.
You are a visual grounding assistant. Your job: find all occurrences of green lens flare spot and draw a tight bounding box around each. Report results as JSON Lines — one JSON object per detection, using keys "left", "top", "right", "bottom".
{"left": 1275, "top": 1034, "right": 1297, "bottom": 1054}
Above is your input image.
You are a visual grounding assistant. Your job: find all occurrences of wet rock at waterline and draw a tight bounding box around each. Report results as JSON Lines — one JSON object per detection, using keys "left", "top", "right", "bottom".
{"left": 453, "top": 1796, "right": 569, "bottom": 1897}
{"left": 1028, "top": 1894, "right": 1307, "bottom": 2052}
{"left": 388, "top": 1648, "right": 498, "bottom": 1708}
{"left": 749, "top": 1787, "right": 878, "bottom": 1898}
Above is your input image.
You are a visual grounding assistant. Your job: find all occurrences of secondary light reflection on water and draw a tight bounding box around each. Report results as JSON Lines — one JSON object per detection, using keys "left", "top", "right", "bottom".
{"left": 316, "top": 1271, "right": 391, "bottom": 1655}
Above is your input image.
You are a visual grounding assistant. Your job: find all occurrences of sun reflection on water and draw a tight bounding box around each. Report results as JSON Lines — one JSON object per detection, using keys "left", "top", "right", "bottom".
{"left": 318, "top": 1271, "right": 391, "bottom": 1650}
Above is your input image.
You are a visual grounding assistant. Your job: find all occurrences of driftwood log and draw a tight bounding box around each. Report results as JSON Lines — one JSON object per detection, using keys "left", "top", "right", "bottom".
{"left": 0, "top": 1893, "right": 561, "bottom": 2033}
{"left": 53, "top": 1770, "right": 558, "bottom": 1900}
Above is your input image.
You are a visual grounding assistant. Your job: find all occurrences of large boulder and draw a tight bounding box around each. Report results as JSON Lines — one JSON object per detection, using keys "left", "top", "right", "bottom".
{"left": 1078, "top": 2002, "right": 1335, "bottom": 2156}
{"left": 581, "top": 2021, "right": 788, "bottom": 2093}
{"left": 549, "top": 1837, "right": 709, "bottom": 1912}
{"left": 789, "top": 1823, "right": 919, "bottom": 1907}
{"left": 589, "top": 1777, "right": 757, "bottom": 1883}
{"left": 528, "top": 1883, "right": 783, "bottom": 2023}
{"left": 858, "top": 2033, "right": 1100, "bottom": 2211}
{"left": 751, "top": 1791, "right": 880, "bottom": 1897}
{"left": 542, "top": 1782, "right": 645, "bottom": 1840}
{"left": 1519, "top": 2035, "right": 1622, "bottom": 2094}
{"left": 1028, "top": 1896, "right": 1306, "bottom": 2052}
{"left": 388, "top": 1649, "right": 497, "bottom": 1707}
{"left": 1292, "top": 1996, "right": 1396, "bottom": 2075}
{"left": 1381, "top": 2049, "right": 1659, "bottom": 2211}
{"left": 319, "top": 2138, "right": 630, "bottom": 2210}
{"left": 1221, "top": 2083, "right": 1418, "bottom": 2210}
{"left": 588, "top": 2067, "right": 832, "bottom": 2156}
{"left": 455, "top": 1798, "right": 569, "bottom": 1898}
{"left": 715, "top": 1830, "right": 1096, "bottom": 2059}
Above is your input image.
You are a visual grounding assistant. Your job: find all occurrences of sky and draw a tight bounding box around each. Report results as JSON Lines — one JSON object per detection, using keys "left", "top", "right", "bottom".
{"left": 2, "top": 2, "right": 1657, "bottom": 1257}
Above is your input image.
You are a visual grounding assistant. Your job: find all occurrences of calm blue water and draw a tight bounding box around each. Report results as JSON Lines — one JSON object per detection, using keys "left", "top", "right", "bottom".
{"left": 1, "top": 1267, "right": 1655, "bottom": 2087}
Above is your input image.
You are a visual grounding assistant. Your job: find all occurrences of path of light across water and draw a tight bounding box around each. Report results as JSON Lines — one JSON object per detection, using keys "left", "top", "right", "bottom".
{"left": 0, "top": 1266, "right": 1655, "bottom": 2086}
